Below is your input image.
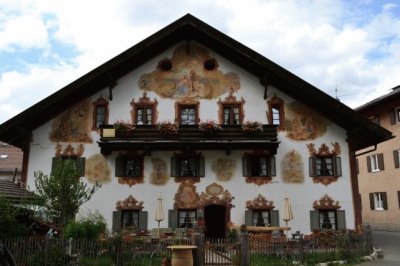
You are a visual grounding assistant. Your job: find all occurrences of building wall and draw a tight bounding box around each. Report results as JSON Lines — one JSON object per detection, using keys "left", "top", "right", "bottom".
{"left": 358, "top": 95, "right": 400, "bottom": 231}
{"left": 26, "top": 42, "right": 355, "bottom": 234}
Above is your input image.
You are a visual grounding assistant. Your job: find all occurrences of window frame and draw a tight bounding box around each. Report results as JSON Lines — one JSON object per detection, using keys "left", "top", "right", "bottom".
{"left": 171, "top": 153, "right": 205, "bottom": 178}
{"left": 390, "top": 107, "right": 400, "bottom": 125}
{"left": 267, "top": 96, "right": 285, "bottom": 130}
{"left": 243, "top": 154, "right": 276, "bottom": 178}
{"left": 369, "top": 192, "right": 388, "bottom": 211}
{"left": 134, "top": 105, "right": 154, "bottom": 125}
{"left": 366, "top": 154, "right": 384, "bottom": 173}
{"left": 251, "top": 210, "right": 271, "bottom": 226}
{"left": 130, "top": 93, "right": 158, "bottom": 126}
{"left": 92, "top": 97, "right": 109, "bottom": 130}
{"left": 121, "top": 210, "right": 140, "bottom": 230}
{"left": 222, "top": 104, "right": 242, "bottom": 125}
{"left": 393, "top": 149, "right": 400, "bottom": 169}
{"left": 318, "top": 209, "right": 337, "bottom": 230}
{"left": 177, "top": 209, "right": 197, "bottom": 229}
{"left": 115, "top": 156, "right": 144, "bottom": 178}
{"left": 178, "top": 104, "right": 198, "bottom": 125}
{"left": 309, "top": 155, "right": 341, "bottom": 178}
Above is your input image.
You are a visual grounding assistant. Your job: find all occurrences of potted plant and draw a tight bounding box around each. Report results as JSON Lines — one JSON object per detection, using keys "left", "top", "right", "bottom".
{"left": 198, "top": 120, "right": 222, "bottom": 134}
{"left": 114, "top": 120, "right": 135, "bottom": 137}
{"left": 156, "top": 121, "right": 179, "bottom": 135}
{"left": 241, "top": 121, "right": 263, "bottom": 133}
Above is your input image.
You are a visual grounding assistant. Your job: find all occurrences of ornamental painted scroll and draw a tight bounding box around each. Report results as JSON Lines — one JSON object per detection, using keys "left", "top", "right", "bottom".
{"left": 174, "top": 180, "right": 200, "bottom": 209}
{"left": 55, "top": 143, "right": 84, "bottom": 157}
{"left": 246, "top": 194, "right": 275, "bottom": 210}
{"left": 116, "top": 195, "right": 144, "bottom": 210}
{"left": 199, "top": 183, "right": 234, "bottom": 208}
{"left": 313, "top": 194, "right": 341, "bottom": 210}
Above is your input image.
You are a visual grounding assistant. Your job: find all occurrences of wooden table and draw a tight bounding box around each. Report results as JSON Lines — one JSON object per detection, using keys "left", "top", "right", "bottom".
{"left": 167, "top": 245, "right": 197, "bottom": 266}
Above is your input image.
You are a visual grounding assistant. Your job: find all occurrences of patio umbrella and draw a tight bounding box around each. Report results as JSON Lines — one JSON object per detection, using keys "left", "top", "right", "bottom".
{"left": 155, "top": 192, "right": 164, "bottom": 238}
{"left": 282, "top": 192, "right": 294, "bottom": 237}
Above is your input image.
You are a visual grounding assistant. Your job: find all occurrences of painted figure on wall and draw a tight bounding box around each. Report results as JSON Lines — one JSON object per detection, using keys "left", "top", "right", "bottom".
{"left": 150, "top": 158, "right": 169, "bottom": 185}
{"left": 85, "top": 154, "right": 111, "bottom": 184}
{"left": 281, "top": 150, "right": 304, "bottom": 183}
{"left": 285, "top": 101, "right": 329, "bottom": 140}
{"left": 49, "top": 99, "right": 93, "bottom": 143}
{"left": 139, "top": 43, "right": 240, "bottom": 99}
{"left": 211, "top": 158, "right": 237, "bottom": 181}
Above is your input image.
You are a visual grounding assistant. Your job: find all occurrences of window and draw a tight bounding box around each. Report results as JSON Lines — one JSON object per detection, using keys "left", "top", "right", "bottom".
{"left": 179, "top": 105, "right": 197, "bottom": 125}
{"left": 309, "top": 156, "right": 341, "bottom": 177}
{"left": 178, "top": 209, "right": 197, "bottom": 228}
{"left": 369, "top": 192, "right": 387, "bottom": 210}
{"left": 271, "top": 106, "right": 281, "bottom": 126}
{"left": 135, "top": 106, "right": 153, "bottom": 125}
{"left": 171, "top": 154, "right": 205, "bottom": 178}
{"left": 122, "top": 210, "right": 139, "bottom": 230}
{"left": 0, "top": 154, "right": 8, "bottom": 159}
{"left": 267, "top": 96, "right": 285, "bottom": 130}
{"left": 398, "top": 191, "right": 400, "bottom": 209}
{"left": 366, "top": 154, "right": 384, "bottom": 172}
{"left": 243, "top": 155, "right": 276, "bottom": 177}
{"left": 223, "top": 105, "right": 241, "bottom": 125}
{"left": 310, "top": 210, "right": 346, "bottom": 231}
{"left": 245, "top": 209, "right": 279, "bottom": 227}
{"left": 369, "top": 115, "right": 380, "bottom": 125}
{"left": 51, "top": 156, "right": 86, "bottom": 177}
{"left": 393, "top": 149, "right": 400, "bottom": 169}
{"left": 390, "top": 108, "right": 400, "bottom": 125}
{"left": 130, "top": 93, "right": 158, "bottom": 125}
{"left": 92, "top": 97, "right": 109, "bottom": 130}
{"left": 115, "top": 156, "right": 143, "bottom": 177}
{"left": 112, "top": 209, "right": 148, "bottom": 233}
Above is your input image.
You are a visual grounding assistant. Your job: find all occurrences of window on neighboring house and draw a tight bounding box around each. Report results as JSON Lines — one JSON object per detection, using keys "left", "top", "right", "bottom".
{"left": 112, "top": 209, "right": 148, "bottom": 233}
{"left": 171, "top": 154, "right": 205, "bottom": 178}
{"left": 178, "top": 209, "right": 197, "bottom": 228}
{"left": 92, "top": 97, "right": 109, "bottom": 130}
{"left": 366, "top": 154, "right": 384, "bottom": 172}
{"left": 179, "top": 105, "right": 197, "bottom": 125}
{"left": 398, "top": 191, "right": 400, "bottom": 209}
{"left": 390, "top": 108, "right": 400, "bottom": 125}
{"left": 309, "top": 156, "right": 341, "bottom": 177}
{"left": 135, "top": 106, "right": 154, "bottom": 125}
{"left": 51, "top": 156, "right": 86, "bottom": 177}
{"left": 310, "top": 209, "right": 346, "bottom": 231}
{"left": 243, "top": 155, "right": 276, "bottom": 177}
{"left": 0, "top": 154, "right": 8, "bottom": 159}
{"left": 393, "top": 149, "right": 400, "bottom": 169}
{"left": 115, "top": 156, "right": 143, "bottom": 177}
{"left": 223, "top": 105, "right": 241, "bottom": 125}
{"left": 369, "top": 192, "right": 387, "bottom": 210}
{"left": 245, "top": 209, "right": 279, "bottom": 227}
{"left": 267, "top": 96, "right": 285, "bottom": 130}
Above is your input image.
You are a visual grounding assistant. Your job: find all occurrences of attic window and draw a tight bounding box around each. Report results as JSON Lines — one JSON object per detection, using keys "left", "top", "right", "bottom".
{"left": 157, "top": 58, "right": 172, "bottom": 71}
{"left": 0, "top": 154, "right": 8, "bottom": 159}
{"left": 204, "top": 58, "right": 218, "bottom": 71}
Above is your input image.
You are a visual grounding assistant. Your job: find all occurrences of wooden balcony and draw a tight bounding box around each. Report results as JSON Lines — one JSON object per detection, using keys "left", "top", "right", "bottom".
{"left": 98, "top": 125, "right": 279, "bottom": 155}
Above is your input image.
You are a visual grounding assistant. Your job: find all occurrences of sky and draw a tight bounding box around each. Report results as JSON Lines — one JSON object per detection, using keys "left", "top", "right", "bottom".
{"left": 0, "top": 0, "right": 399, "bottom": 124}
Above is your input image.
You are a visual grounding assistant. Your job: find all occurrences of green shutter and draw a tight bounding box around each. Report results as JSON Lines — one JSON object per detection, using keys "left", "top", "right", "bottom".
{"left": 310, "top": 210, "right": 319, "bottom": 231}
{"left": 198, "top": 156, "right": 205, "bottom": 177}
{"left": 270, "top": 210, "right": 279, "bottom": 227}
{"left": 333, "top": 157, "right": 342, "bottom": 177}
{"left": 168, "top": 209, "right": 178, "bottom": 228}
{"left": 378, "top": 153, "right": 384, "bottom": 170}
{"left": 112, "top": 211, "right": 122, "bottom": 233}
{"left": 269, "top": 156, "right": 276, "bottom": 176}
{"left": 115, "top": 157, "right": 125, "bottom": 177}
{"left": 138, "top": 211, "right": 148, "bottom": 231}
{"left": 309, "top": 157, "right": 317, "bottom": 177}
{"left": 51, "top": 157, "right": 61, "bottom": 174}
{"left": 390, "top": 109, "right": 396, "bottom": 125}
{"left": 369, "top": 193, "right": 374, "bottom": 210}
{"left": 394, "top": 150, "right": 399, "bottom": 169}
{"left": 337, "top": 210, "right": 346, "bottom": 230}
{"left": 76, "top": 157, "right": 86, "bottom": 177}
{"left": 245, "top": 210, "right": 253, "bottom": 226}
{"left": 382, "top": 192, "right": 388, "bottom": 210}
{"left": 242, "top": 156, "right": 250, "bottom": 177}
{"left": 171, "top": 157, "right": 178, "bottom": 177}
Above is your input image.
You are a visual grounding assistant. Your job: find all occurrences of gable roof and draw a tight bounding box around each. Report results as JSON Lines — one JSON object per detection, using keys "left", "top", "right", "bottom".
{"left": 356, "top": 85, "right": 400, "bottom": 113}
{"left": 0, "top": 14, "right": 393, "bottom": 151}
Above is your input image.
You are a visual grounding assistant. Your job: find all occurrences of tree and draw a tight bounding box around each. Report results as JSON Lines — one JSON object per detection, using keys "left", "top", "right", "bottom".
{"left": 34, "top": 159, "right": 100, "bottom": 227}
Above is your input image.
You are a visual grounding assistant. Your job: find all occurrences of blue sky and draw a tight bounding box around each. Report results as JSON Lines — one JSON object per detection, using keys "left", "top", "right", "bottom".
{"left": 1, "top": 0, "right": 399, "bottom": 124}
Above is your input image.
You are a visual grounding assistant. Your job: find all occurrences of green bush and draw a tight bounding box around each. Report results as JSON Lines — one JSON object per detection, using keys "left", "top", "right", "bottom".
{"left": 63, "top": 211, "right": 107, "bottom": 239}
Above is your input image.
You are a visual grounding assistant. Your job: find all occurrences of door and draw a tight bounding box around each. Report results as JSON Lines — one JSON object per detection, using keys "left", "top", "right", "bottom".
{"left": 204, "top": 205, "right": 226, "bottom": 239}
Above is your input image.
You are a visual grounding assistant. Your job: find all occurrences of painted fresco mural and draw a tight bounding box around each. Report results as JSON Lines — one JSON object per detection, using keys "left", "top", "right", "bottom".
{"left": 138, "top": 43, "right": 240, "bottom": 99}
{"left": 49, "top": 99, "right": 93, "bottom": 143}
{"left": 85, "top": 154, "right": 111, "bottom": 184}
{"left": 285, "top": 101, "right": 329, "bottom": 140}
{"left": 211, "top": 158, "right": 237, "bottom": 181}
{"left": 149, "top": 158, "right": 169, "bottom": 185}
{"left": 281, "top": 150, "right": 304, "bottom": 183}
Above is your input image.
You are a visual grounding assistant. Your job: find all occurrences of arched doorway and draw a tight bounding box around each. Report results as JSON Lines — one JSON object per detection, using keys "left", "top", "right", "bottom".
{"left": 204, "top": 204, "right": 226, "bottom": 239}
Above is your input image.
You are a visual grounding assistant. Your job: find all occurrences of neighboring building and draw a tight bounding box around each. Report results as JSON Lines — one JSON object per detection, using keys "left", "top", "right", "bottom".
{"left": 0, "top": 141, "right": 23, "bottom": 183}
{"left": 356, "top": 85, "right": 400, "bottom": 231}
{"left": 0, "top": 14, "right": 392, "bottom": 236}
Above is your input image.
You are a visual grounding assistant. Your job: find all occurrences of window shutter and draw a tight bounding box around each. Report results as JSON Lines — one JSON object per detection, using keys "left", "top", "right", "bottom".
{"left": 366, "top": 156, "right": 371, "bottom": 173}
{"left": 242, "top": 156, "right": 250, "bottom": 177}
{"left": 197, "top": 209, "right": 204, "bottom": 220}
{"left": 382, "top": 192, "right": 388, "bottom": 210}
{"left": 51, "top": 157, "right": 61, "bottom": 174}
{"left": 356, "top": 158, "right": 359, "bottom": 174}
{"left": 269, "top": 156, "right": 276, "bottom": 176}
{"left": 369, "top": 193, "right": 375, "bottom": 210}
{"left": 310, "top": 210, "right": 319, "bottom": 231}
{"left": 270, "top": 210, "right": 279, "bottom": 227}
{"left": 309, "top": 157, "right": 317, "bottom": 177}
{"left": 171, "top": 157, "right": 178, "bottom": 177}
{"left": 115, "top": 157, "right": 125, "bottom": 177}
{"left": 138, "top": 211, "right": 148, "bottom": 231}
{"left": 76, "top": 157, "right": 86, "bottom": 177}
{"left": 168, "top": 209, "right": 178, "bottom": 228}
{"left": 112, "top": 211, "right": 122, "bottom": 233}
{"left": 198, "top": 156, "right": 205, "bottom": 177}
{"left": 378, "top": 153, "right": 384, "bottom": 170}
{"left": 398, "top": 191, "right": 400, "bottom": 209}
{"left": 337, "top": 210, "right": 346, "bottom": 230}
{"left": 393, "top": 150, "right": 400, "bottom": 169}
{"left": 245, "top": 210, "right": 253, "bottom": 226}
{"left": 333, "top": 157, "right": 342, "bottom": 177}
{"left": 390, "top": 109, "right": 396, "bottom": 125}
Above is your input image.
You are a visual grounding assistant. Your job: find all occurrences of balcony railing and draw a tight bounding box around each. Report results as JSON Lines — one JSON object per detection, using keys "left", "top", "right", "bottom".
{"left": 98, "top": 124, "right": 279, "bottom": 155}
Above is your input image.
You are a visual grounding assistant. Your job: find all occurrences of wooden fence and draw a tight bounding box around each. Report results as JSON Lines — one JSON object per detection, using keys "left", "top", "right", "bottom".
{"left": 1, "top": 227, "right": 373, "bottom": 266}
